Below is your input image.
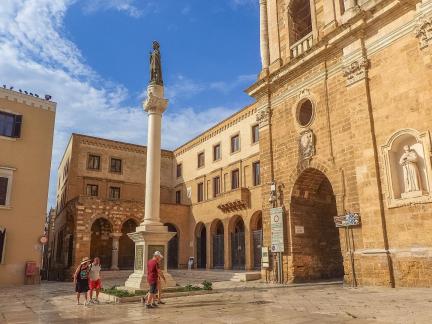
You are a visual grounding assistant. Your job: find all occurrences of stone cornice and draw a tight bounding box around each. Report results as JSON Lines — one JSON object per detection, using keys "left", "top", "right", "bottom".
{"left": 0, "top": 88, "right": 56, "bottom": 112}
{"left": 173, "top": 104, "right": 258, "bottom": 157}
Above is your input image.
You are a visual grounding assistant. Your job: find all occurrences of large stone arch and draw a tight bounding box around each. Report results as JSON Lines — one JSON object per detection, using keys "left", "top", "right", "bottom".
{"left": 90, "top": 217, "right": 114, "bottom": 269}
{"left": 289, "top": 167, "right": 344, "bottom": 281}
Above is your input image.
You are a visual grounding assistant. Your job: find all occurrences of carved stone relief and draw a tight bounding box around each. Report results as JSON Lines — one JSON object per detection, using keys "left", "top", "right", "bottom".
{"left": 299, "top": 129, "right": 315, "bottom": 162}
{"left": 342, "top": 56, "right": 369, "bottom": 86}
{"left": 415, "top": 16, "right": 432, "bottom": 50}
{"left": 256, "top": 106, "right": 271, "bottom": 128}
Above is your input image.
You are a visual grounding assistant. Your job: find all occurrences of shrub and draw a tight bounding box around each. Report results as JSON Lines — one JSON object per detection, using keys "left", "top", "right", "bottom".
{"left": 202, "top": 280, "right": 213, "bottom": 290}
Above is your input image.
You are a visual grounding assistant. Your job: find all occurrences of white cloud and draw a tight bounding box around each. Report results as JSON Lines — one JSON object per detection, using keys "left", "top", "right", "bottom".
{"left": 0, "top": 0, "right": 240, "bottom": 208}
{"left": 81, "top": 0, "right": 144, "bottom": 18}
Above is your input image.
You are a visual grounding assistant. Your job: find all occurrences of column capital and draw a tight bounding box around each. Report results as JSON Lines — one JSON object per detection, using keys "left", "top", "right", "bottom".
{"left": 110, "top": 232, "right": 122, "bottom": 239}
{"left": 144, "top": 84, "right": 168, "bottom": 115}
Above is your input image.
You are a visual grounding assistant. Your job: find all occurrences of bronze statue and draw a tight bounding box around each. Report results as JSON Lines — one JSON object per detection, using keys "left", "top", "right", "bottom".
{"left": 149, "top": 41, "right": 163, "bottom": 85}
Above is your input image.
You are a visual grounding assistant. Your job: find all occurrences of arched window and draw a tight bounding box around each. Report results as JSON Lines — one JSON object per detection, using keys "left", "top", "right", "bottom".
{"left": 289, "top": 0, "right": 313, "bottom": 43}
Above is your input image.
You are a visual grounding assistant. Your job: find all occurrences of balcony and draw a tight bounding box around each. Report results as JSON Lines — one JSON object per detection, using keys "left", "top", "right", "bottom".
{"left": 290, "top": 32, "right": 314, "bottom": 59}
{"left": 216, "top": 187, "right": 250, "bottom": 213}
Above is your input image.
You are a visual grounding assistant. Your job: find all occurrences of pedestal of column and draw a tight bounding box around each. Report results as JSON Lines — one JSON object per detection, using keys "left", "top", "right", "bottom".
{"left": 110, "top": 233, "right": 122, "bottom": 271}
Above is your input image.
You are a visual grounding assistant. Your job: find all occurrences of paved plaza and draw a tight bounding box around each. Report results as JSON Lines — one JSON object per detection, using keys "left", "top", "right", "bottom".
{"left": 0, "top": 272, "right": 431, "bottom": 324}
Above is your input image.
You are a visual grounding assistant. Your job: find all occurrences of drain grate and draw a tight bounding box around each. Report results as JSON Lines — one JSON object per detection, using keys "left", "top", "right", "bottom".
{"left": 249, "top": 300, "right": 272, "bottom": 305}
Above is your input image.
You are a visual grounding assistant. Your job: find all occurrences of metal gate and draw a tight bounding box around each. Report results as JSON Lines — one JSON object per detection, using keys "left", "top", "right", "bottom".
{"left": 196, "top": 236, "right": 206, "bottom": 268}
{"left": 213, "top": 234, "right": 224, "bottom": 268}
{"left": 167, "top": 234, "right": 179, "bottom": 269}
{"left": 253, "top": 230, "right": 263, "bottom": 270}
{"left": 231, "top": 232, "right": 245, "bottom": 269}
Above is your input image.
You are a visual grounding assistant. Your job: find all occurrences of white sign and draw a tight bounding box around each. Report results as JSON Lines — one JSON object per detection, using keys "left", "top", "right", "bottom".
{"left": 261, "top": 247, "right": 269, "bottom": 268}
{"left": 295, "top": 226, "right": 304, "bottom": 234}
{"left": 270, "top": 207, "right": 284, "bottom": 252}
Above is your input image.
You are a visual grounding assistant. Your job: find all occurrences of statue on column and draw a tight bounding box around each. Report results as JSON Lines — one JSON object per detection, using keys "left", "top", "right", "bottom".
{"left": 149, "top": 41, "right": 163, "bottom": 86}
{"left": 399, "top": 145, "right": 422, "bottom": 193}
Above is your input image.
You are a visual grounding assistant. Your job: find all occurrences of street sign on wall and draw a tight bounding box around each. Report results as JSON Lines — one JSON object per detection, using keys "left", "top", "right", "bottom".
{"left": 270, "top": 207, "right": 284, "bottom": 252}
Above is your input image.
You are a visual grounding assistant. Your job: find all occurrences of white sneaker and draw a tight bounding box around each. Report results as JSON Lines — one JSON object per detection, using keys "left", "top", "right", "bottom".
{"left": 84, "top": 300, "right": 91, "bottom": 306}
{"left": 94, "top": 299, "right": 100, "bottom": 304}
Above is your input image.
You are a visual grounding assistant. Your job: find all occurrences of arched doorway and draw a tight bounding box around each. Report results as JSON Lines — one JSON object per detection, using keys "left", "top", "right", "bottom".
{"left": 211, "top": 220, "right": 224, "bottom": 269}
{"left": 250, "top": 212, "right": 263, "bottom": 270}
{"left": 195, "top": 223, "right": 207, "bottom": 269}
{"left": 290, "top": 168, "right": 344, "bottom": 281}
{"left": 231, "top": 217, "right": 245, "bottom": 270}
{"left": 119, "top": 219, "right": 137, "bottom": 270}
{"left": 165, "top": 223, "right": 179, "bottom": 269}
{"left": 90, "top": 218, "right": 113, "bottom": 269}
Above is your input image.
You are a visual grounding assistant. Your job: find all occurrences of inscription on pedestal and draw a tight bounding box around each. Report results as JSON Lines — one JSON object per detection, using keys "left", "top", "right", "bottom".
{"left": 135, "top": 245, "right": 144, "bottom": 270}
{"left": 148, "top": 245, "right": 165, "bottom": 270}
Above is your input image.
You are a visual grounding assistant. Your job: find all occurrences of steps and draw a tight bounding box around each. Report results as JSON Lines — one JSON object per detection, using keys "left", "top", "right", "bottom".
{"left": 230, "top": 272, "right": 262, "bottom": 282}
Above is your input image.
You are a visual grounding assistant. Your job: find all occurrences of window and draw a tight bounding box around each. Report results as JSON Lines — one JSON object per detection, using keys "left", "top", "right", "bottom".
{"left": 289, "top": 0, "right": 313, "bottom": 42}
{"left": 253, "top": 162, "right": 261, "bottom": 186}
{"left": 86, "top": 184, "right": 98, "bottom": 197}
{"left": 109, "top": 187, "right": 121, "bottom": 200}
{"left": 197, "top": 152, "right": 205, "bottom": 168}
{"left": 197, "top": 182, "right": 204, "bottom": 202}
{"left": 0, "top": 111, "right": 22, "bottom": 138}
{"left": 231, "top": 169, "right": 240, "bottom": 190}
{"left": 0, "top": 177, "right": 8, "bottom": 205}
{"left": 213, "top": 176, "right": 221, "bottom": 197}
{"left": 296, "top": 99, "right": 314, "bottom": 127}
{"left": 110, "top": 158, "right": 122, "bottom": 173}
{"left": 0, "top": 227, "right": 5, "bottom": 264}
{"left": 252, "top": 124, "right": 259, "bottom": 143}
{"left": 175, "top": 190, "right": 181, "bottom": 204}
{"left": 176, "top": 164, "right": 182, "bottom": 178}
{"left": 213, "top": 144, "right": 221, "bottom": 161}
{"left": 87, "top": 155, "right": 101, "bottom": 170}
{"left": 231, "top": 135, "right": 240, "bottom": 153}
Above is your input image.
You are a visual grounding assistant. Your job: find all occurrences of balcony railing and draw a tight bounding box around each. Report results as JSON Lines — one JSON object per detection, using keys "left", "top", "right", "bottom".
{"left": 290, "top": 32, "right": 314, "bottom": 59}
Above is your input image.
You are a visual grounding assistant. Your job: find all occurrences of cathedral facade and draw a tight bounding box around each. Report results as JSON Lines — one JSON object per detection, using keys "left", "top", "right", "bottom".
{"left": 48, "top": 0, "right": 432, "bottom": 287}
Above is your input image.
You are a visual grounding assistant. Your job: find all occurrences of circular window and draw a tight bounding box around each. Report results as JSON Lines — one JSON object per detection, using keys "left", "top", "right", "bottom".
{"left": 296, "top": 99, "right": 314, "bottom": 127}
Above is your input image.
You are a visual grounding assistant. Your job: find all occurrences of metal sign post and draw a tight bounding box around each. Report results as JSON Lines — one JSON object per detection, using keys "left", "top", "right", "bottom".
{"left": 334, "top": 212, "right": 361, "bottom": 288}
{"left": 270, "top": 207, "right": 284, "bottom": 284}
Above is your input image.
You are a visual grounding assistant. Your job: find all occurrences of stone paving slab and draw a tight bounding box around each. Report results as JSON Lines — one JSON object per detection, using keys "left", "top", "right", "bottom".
{"left": 0, "top": 282, "right": 431, "bottom": 323}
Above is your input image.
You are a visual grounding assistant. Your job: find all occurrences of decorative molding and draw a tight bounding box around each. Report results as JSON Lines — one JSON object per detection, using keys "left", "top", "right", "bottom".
{"left": 256, "top": 106, "right": 271, "bottom": 128}
{"left": 342, "top": 56, "right": 370, "bottom": 86}
{"left": 415, "top": 15, "right": 432, "bottom": 49}
{"left": 0, "top": 88, "right": 56, "bottom": 112}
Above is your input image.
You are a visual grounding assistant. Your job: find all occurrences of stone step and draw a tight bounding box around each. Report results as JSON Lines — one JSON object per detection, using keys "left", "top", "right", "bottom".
{"left": 230, "top": 272, "right": 262, "bottom": 282}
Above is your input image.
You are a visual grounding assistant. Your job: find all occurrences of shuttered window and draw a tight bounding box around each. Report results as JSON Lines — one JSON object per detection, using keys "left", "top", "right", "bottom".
{"left": 0, "top": 112, "right": 22, "bottom": 138}
{"left": 0, "top": 177, "right": 8, "bottom": 205}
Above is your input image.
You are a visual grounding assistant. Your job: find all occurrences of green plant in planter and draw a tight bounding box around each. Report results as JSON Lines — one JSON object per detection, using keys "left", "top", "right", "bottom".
{"left": 202, "top": 280, "right": 213, "bottom": 290}
{"left": 185, "top": 284, "right": 202, "bottom": 291}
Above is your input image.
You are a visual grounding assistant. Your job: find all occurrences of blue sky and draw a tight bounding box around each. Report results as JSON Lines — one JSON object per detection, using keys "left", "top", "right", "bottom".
{"left": 0, "top": 0, "right": 260, "bottom": 207}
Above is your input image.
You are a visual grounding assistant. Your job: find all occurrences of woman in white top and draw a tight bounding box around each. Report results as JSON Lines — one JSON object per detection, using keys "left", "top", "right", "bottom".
{"left": 89, "top": 257, "right": 102, "bottom": 303}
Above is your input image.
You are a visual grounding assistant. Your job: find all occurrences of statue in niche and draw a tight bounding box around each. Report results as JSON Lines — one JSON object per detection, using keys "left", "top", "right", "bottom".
{"left": 399, "top": 145, "right": 422, "bottom": 193}
{"left": 149, "top": 41, "right": 163, "bottom": 86}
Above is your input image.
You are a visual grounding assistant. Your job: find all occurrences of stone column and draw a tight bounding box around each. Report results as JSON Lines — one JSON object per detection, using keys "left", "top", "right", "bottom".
{"left": 140, "top": 84, "right": 167, "bottom": 231}
{"left": 110, "top": 233, "right": 122, "bottom": 271}
{"left": 260, "top": 0, "right": 270, "bottom": 70}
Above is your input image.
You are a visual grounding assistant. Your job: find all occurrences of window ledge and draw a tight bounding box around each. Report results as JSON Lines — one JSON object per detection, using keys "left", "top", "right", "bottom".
{"left": 0, "top": 205, "right": 12, "bottom": 210}
{"left": 0, "top": 135, "right": 17, "bottom": 142}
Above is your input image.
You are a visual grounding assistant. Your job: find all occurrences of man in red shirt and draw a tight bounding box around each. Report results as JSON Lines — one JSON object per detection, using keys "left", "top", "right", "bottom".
{"left": 146, "top": 251, "right": 163, "bottom": 308}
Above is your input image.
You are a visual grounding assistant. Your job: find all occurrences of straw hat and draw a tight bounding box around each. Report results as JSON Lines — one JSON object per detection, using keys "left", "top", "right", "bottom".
{"left": 80, "top": 257, "right": 91, "bottom": 265}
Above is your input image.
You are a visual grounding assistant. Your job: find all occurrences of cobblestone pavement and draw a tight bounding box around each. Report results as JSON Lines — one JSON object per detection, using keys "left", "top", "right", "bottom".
{"left": 1, "top": 281, "right": 431, "bottom": 324}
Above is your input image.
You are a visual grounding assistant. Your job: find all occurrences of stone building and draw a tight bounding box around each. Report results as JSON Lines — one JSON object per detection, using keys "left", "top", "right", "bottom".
{"left": 50, "top": 0, "right": 432, "bottom": 287}
{"left": 0, "top": 87, "right": 56, "bottom": 286}
{"left": 249, "top": 0, "right": 432, "bottom": 287}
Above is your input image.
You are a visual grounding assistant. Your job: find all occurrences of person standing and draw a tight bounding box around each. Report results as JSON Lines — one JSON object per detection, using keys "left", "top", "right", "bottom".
{"left": 73, "top": 257, "right": 91, "bottom": 306}
{"left": 89, "top": 257, "right": 102, "bottom": 304}
{"left": 145, "top": 251, "right": 163, "bottom": 309}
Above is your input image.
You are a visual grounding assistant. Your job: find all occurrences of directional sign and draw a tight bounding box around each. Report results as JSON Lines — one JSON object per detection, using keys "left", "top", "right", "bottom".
{"left": 270, "top": 207, "right": 284, "bottom": 252}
